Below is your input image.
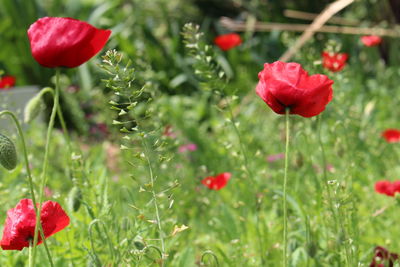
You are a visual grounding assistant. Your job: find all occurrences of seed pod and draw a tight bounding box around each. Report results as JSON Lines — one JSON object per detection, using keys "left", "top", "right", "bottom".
{"left": 68, "top": 186, "right": 82, "bottom": 212}
{"left": 134, "top": 241, "right": 145, "bottom": 250}
{"left": 24, "top": 94, "right": 44, "bottom": 123}
{"left": 0, "top": 133, "right": 17, "bottom": 170}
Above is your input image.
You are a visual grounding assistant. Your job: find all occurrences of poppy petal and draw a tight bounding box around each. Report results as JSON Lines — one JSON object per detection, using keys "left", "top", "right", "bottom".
{"left": 214, "top": 33, "right": 242, "bottom": 51}
{"left": 28, "top": 17, "right": 111, "bottom": 68}
{"left": 0, "top": 199, "right": 70, "bottom": 250}
{"left": 256, "top": 61, "right": 333, "bottom": 118}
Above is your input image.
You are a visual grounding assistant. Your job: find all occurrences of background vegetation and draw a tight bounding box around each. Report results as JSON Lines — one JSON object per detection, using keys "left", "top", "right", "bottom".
{"left": 1, "top": 0, "right": 400, "bottom": 266}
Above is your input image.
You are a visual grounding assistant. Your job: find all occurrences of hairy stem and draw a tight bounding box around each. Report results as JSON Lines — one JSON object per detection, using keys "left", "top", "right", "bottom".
{"left": 283, "top": 109, "right": 290, "bottom": 267}
{"left": 141, "top": 134, "right": 165, "bottom": 266}
{"left": 32, "top": 69, "right": 61, "bottom": 267}
{"left": 226, "top": 100, "right": 265, "bottom": 264}
{"left": 0, "top": 111, "right": 54, "bottom": 266}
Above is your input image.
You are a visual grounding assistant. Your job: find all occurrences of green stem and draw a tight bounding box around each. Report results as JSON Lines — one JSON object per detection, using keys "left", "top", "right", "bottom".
{"left": 0, "top": 111, "right": 37, "bottom": 215}
{"left": 29, "top": 242, "right": 33, "bottom": 267}
{"left": 317, "top": 115, "right": 349, "bottom": 265}
{"left": 0, "top": 111, "right": 54, "bottom": 266}
{"left": 32, "top": 69, "right": 61, "bottom": 266}
{"left": 283, "top": 109, "right": 290, "bottom": 267}
{"left": 226, "top": 100, "right": 254, "bottom": 183}
{"left": 38, "top": 87, "right": 72, "bottom": 153}
{"left": 226, "top": 100, "right": 265, "bottom": 264}
{"left": 141, "top": 134, "right": 165, "bottom": 266}
{"left": 317, "top": 116, "right": 338, "bottom": 229}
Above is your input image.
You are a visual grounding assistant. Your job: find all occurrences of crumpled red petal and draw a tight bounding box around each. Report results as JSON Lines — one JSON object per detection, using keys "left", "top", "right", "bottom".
{"left": 256, "top": 61, "right": 333, "bottom": 118}
{"left": 214, "top": 33, "right": 242, "bottom": 51}
{"left": 201, "top": 172, "right": 231, "bottom": 190}
{"left": 382, "top": 129, "right": 400, "bottom": 143}
{"left": 361, "top": 35, "right": 382, "bottom": 47}
{"left": 0, "top": 75, "right": 16, "bottom": 89}
{"left": 1, "top": 199, "right": 70, "bottom": 250}
{"left": 322, "top": 52, "right": 348, "bottom": 72}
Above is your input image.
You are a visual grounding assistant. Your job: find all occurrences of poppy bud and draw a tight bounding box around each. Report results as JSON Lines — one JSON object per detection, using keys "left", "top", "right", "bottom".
{"left": 68, "top": 186, "right": 82, "bottom": 212}
{"left": 24, "top": 93, "right": 44, "bottom": 123}
{"left": 0, "top": 133, "right": 17, "bottom": 170}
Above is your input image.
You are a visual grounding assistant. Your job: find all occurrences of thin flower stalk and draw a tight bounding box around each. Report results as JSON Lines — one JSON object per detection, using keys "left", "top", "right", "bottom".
{"left": 282, "top": 109, "right": 290, "bottom": 267}
{"left": 0, "top": 111, "right": 54, "bottom": 266}
{"left": 32, "top": 69, "right": 61, "bottom": 266}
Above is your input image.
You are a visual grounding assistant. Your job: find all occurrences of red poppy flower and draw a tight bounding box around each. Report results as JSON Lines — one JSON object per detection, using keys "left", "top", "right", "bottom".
{"left": 214, "top": 33, "right": 242, "bottom": 51}
{"left": 322, "top": 51, "right": 348, "bottom": 72}
{"left": 370, "top": 246, "right": 398, "bottom": 267}
{"left": 27, "top": 17, "right": 111, "bottom": 68}
{"left": 256, "top": 61, "right": 334, "bottom": 118}
{"left": 201, "top": 172, "right": 231, "bottom": 190}
{"left": 374, "top": 180, "right": 400, "bottom": 197}
{"left": 0, "top": 75, "right": 16, "bottom": 89}
{"left": 382, "top": 129, "right": 400, "bottom": 143}
{"left": 361, "top": 35, "right": 382, "bottom": 47}
{"left": 1, "top": 199, "right": 70, "bottom": 250}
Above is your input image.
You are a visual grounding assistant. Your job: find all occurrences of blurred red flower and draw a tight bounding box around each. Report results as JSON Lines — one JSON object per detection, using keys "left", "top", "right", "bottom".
{"left": 322, "top": 51, "right": 348, "bottom": 72}
{"left": 361, "top": 35, "right": 382, "bottom": 47}
{"left": 374, "top": 180, "right": 400, "bottom": 197}
{"left": 0, "top": 75, "right": 16, "bottom": 89}
{"left": 382, "top": 129, "right": 400, "bottom": 143}
{"left": 256, "top": 61, "right": 333, "bottom": 117}
{"left": 201, "top": 172, "right": 231, "bottom": 190}
{"left": 214, "top": 33, "right": 242, "bottom": 51}
{"left": 163, "top": 125, "right": 176, "bottom": 138}
{"left": 1, "top": 199, "right": 70, "bottom": 250}
{"left": 27, "top": 17, "right": 111, "bottom": 68}
{"left": 370, "top": 246, "right": 398, "bottom": 267}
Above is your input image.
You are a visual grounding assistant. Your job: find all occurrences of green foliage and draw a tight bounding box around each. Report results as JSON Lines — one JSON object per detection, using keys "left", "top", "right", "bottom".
{"left": 2, "top": 0, "right": 400, "bottom": 266}
{"left": 182, "top": 23, "right": 227, "bottom": 93}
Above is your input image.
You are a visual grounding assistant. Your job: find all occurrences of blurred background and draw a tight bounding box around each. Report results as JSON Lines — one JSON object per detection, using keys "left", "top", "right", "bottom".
{"left": 1, "top": 0, "right": 399, "bottom": 135}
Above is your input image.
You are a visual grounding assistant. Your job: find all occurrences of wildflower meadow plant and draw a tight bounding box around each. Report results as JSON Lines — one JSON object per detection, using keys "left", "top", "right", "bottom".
{"left": 382, "top": 129, "right": 400, "bottom": 143}
{"left": 201, "top": 172, "right": 232, "bottom": 190}
{"left": 0, "top": 75, "right": 16, "bottom": 89}
{"left": 256, "top": 61, "right": 334, "bottom": 266}
{"left": 214, "top": 33, "right": 242, "bottom": 51}
{"left": 361, "top": 35, "right": 382, "bottom": 47}
{"left": 27, "top": 17, "right": 111, "bottom": 68}
{"left": 322, "top": 51, "right": 349, "bottom": 72}
{"left": 0, "top": 16, "right": 111, "bottom": 267}
{"left": 374, "top": 180, "right": 400, "bottom": 197}
{"left": 0, "top": 199, "right": 69, "bottom": 250}
{"left": 1, "top": 3, "right": 400, "bottom": 266}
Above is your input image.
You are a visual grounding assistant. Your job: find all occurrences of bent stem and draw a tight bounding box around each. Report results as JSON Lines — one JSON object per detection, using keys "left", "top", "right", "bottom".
{"left": 32, "top": 69, "right": 61, "bottom": 267}
{"left": 0, "top": 111, "right": 54, "bottom": 267}
{"left": 283, "top": 109, "right": 290, "bottom": 267}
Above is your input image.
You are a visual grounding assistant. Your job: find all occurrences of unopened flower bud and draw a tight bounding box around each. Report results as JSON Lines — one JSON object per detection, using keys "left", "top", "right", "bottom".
{"left": 0, "top": 133, "right": 17, "bottom": 170}
{"left": 68, "top": 186, "right": 82, "bottom": 212}
{"left": 24, "top": 94, "right": 44, "bottom": 123}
